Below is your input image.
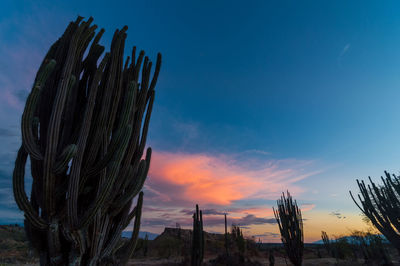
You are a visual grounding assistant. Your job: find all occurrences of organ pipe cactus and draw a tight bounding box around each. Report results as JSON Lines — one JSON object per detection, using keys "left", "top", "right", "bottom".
{"left": 191, "top": 204, "right": 204, "bottom": 266}
{"left": 12, "top": 16, "right": 161, "bottom": 265}
{"left": 350, "top": 171, "right": 400, "bottom": 254}
{"left": 273, "top": 191, "right": 304, "bottom": 266}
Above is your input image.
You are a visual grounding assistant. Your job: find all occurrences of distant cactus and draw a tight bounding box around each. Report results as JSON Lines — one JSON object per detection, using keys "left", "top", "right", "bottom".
{"left": 321, "top": 231, "right": 332, "bottom": 256}
{"left": 231, "top": 224, "right": 246, "bottom": 255}
{"left": 350, "top": 171, "right": 400, "bottom": 254}
{"left": 224, "top": 213, "right": 229, "bottom": 256}
{"left": 191, "top": 204, "right": 204, "bottom": 266}
{"left": 273, "top": 191, "right": 304, "bottom": 266}
{"left": 12, "top": 16, "right": 161, "bottom": 265}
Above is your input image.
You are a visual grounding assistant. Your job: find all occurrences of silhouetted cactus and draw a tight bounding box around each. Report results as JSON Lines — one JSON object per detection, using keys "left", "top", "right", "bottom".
{"left": 191, "top": 204, "right": 204, "bottom": 266}
{"left": 12, "top": 16, "right": 161, "bottom": 265}
{"left": 273, "top": 191, "right": 304, "bottom": 266}
{"left": 350, "top": 171, "right": 400, "bottom": 254}
{"left": 321, "top": 231, "right": 332, "bottom": 256}
{"left": 231, "top": 224, "right": 246, "bottom": 255}
{"left": 224, "top": 213, "right": 229, "bottom": 257}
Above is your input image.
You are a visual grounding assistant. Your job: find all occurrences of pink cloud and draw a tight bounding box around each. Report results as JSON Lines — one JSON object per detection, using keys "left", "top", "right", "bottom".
{"left": 300, "top": 203, "right": 316, "bottom": 212}
{"left": 145, "top": 151, "right": 319, "bottom": 207}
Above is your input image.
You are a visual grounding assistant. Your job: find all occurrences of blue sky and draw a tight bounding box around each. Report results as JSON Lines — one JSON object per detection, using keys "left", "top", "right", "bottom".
{"left": 1, "top": 0, "right": 400, "bottom": 241}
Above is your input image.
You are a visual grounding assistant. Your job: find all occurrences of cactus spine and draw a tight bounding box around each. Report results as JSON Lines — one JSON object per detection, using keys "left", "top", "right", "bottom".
{"left": 350, "top": 171, "right": 400, "bottom": 254}
{"left": 273, "top": 191, "right": 304, "bottom": 266}
{"left": 191, "top": 204, "right": 204, "bottom": 266}
{"left": 12, "top": 16, "right": 161, "bottom": 265}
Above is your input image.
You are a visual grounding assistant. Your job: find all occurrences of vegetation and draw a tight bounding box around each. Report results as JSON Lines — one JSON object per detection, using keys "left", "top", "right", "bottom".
{"left": 12, "top": 16, "right": 161, "bottom": 265}
{"left": 321, "top": 230, "right": 394, "bottom": 265}
{"left": 191, "top": 204, "right": 204, "bottom": 266}
{"left": 350, "top": 171, "right": 400, "bottom": 254}
{"left": 273, "top": 191, "right": 304, "bottom": 266}
{"left": 231, "top": 225, "right": 246, "bottom": 255}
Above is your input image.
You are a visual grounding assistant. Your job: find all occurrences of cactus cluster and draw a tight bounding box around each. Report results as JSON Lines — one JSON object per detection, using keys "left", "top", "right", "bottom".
{"left": 273, "top": 191, "right": 304, "bottom": 266}
{"left": 12, "top": 16, "right": 161, "bottom": 265}
{"left": 191, "top": 204, "right": 204, "bottom": 266}
{"left": 350, "top": 171, "right": 400, "bottom": 254}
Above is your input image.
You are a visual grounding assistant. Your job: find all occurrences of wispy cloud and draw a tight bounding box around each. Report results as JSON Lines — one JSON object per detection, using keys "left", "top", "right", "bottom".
{"left": 300, "top": 203, "right": 316, "bottom": 212}
{"left": 134, "top": 150, "right": 321, "bottom": 234}
{"left": 338, "top": 43, "right": 351, "bottom": 65}
{"left": 146, "top": 151, "right": 319, "bottom": 206}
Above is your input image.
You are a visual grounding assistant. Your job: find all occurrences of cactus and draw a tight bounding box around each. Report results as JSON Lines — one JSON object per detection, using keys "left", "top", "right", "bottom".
{"left": 224, "top": 213, "right": 229, "bottom": 256}
{"left": 350, "top": 171, "right": 400, "bottom": 254}
{"left": 273, "top": 191, "right": 304, "bottom": 266}
{"left": 321, "top": 231, "right": 332, "bottom": 256}
{"left": 191, "top": 204, "right": 204, "bottom": 266}
{"left": 12, "top": 16, "right": 161, "bottom": 265}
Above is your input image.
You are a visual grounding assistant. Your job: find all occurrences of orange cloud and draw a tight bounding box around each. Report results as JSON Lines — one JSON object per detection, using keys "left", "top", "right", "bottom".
{"left": 146, "top": 151, "right": 319, "bottom": 206}
{"left": 300, "top": 204, "right": 316, "bottom": 212}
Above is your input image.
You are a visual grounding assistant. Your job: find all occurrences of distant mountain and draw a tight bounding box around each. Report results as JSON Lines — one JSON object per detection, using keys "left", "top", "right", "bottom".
{"left": 121, "top": 230, "right": 159, "bottom": 240}
{"left": 312, "top": 234, "right": 389, "bottom": 245}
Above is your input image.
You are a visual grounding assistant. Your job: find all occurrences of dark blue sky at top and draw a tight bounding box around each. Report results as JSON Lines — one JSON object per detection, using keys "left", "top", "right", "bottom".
{"left": 1, "top": 0, "right": 400, "bottom": 224}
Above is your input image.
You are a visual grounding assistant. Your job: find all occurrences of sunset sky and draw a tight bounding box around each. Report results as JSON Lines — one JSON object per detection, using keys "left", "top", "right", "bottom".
{"left": 1, "top": 0, "right": 400, "bottom": 243}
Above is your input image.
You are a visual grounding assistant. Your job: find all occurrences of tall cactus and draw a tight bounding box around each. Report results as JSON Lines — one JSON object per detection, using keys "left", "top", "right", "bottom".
{"left": 273, "top": 191, "right": 304, "bottom": 266}
{"left": 350, "top": 171, "right": 400, "bottom": 254}
{"left": 191, "top": 204, "right": 204, "bottom": 266}
{"left": 12, "top": 16, "right": 161, "bottom": 265}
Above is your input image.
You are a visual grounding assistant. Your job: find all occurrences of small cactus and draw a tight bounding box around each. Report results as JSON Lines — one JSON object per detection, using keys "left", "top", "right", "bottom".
{"left": 191, "top": 204, "right": 204, "bottom": 266}
{"left": 273, "top": 191, "right": 304, "bottom": 266}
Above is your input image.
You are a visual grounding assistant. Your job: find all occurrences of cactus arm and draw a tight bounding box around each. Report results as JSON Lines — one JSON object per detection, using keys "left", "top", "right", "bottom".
{"left": 101, "top": 201, "right": 131, "bottom": 259}
{"left": 44, "top": 17, "right": 92, "bottom": 217}
{"left": 84, "top": 81, "right": 136, "bottom": 178}
{"left": 21, "top": 60, "right": 56, "bottom": 160}
{"left": 78, "top": 123, "right": 132, "bottom": 229}
{"left": 53, "top": 144, "right": 77, "bottom": 175}
{"left": 67, "top": 52, "right": 109, "bottom": 228}
{"left": 109, "top": 161, "right": 146, "bottom": 217}
{"left": 21, "top": 86, "right": 44, "bottom": 160}
{"left": 149, "top": 53, "right": 162, "bottom": 91}
{"left": 120, "top": 191, "right": 143, "bottom": 265}
{"left": 13, "top": 146, "right": 48, "bottom": 229}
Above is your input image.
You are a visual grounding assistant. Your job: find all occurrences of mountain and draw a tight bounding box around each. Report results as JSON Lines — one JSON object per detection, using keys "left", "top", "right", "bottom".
{"left": 121, "top": 230, "right": 159, "bottom": 240}
{"left": 312, "top": 234, "right": 389, "bottom": 244}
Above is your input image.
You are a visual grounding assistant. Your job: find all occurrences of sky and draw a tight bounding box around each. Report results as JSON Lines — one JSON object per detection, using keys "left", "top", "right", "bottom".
{"left": 1, "top": 0, "right": 400, "bottom": 243}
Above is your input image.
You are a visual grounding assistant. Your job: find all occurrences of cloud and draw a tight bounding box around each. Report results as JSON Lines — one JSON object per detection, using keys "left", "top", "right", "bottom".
{"left": 253, "top": 232, "right": 280, "bottom": 238}
{"left": 330, "top": 210, "right": 346, "bottom": 219}
{"left": 300, "top": 203, "right": 316, "bottom": 212}
{"left": 138, "top": 209, "right": 277, "bottom": 231}
{"left": 180, "top": 208, "right": 226, "bottom": 216}
{"left": 338, "top": 43, "right": 351, "bottom": 65}
{"left": 146, "top": 151, "right": 319, "bottom": 207}
{"left": 234, "top": 214, "right": 276, "bottom": 226}
{"left": 340, "top": 43, "right": 351, "bottom": 57}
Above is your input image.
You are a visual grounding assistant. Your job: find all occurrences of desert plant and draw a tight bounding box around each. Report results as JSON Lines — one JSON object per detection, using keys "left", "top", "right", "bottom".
{"left": 350, "top": 230, "right": 392, "bottom": 265}
{"left": 224, "top": 213, "right": 229, "bottom": 257}
{"left": 273, "top": 191, "right": 304, "bottom": 266}
{"left": 321, "top": 231, "right": 332, "bottom": 256}
{"left": 350, "top": 171, "right": 400, "bottom": 254}
{"left": 231, "top": 225, "right": 246, "bottom": 255}
{"left": 12, "top": 16, "right": 161, "bottom": 265}
{"left": 191, "top": 204, "right": 204, "bottom": 266}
